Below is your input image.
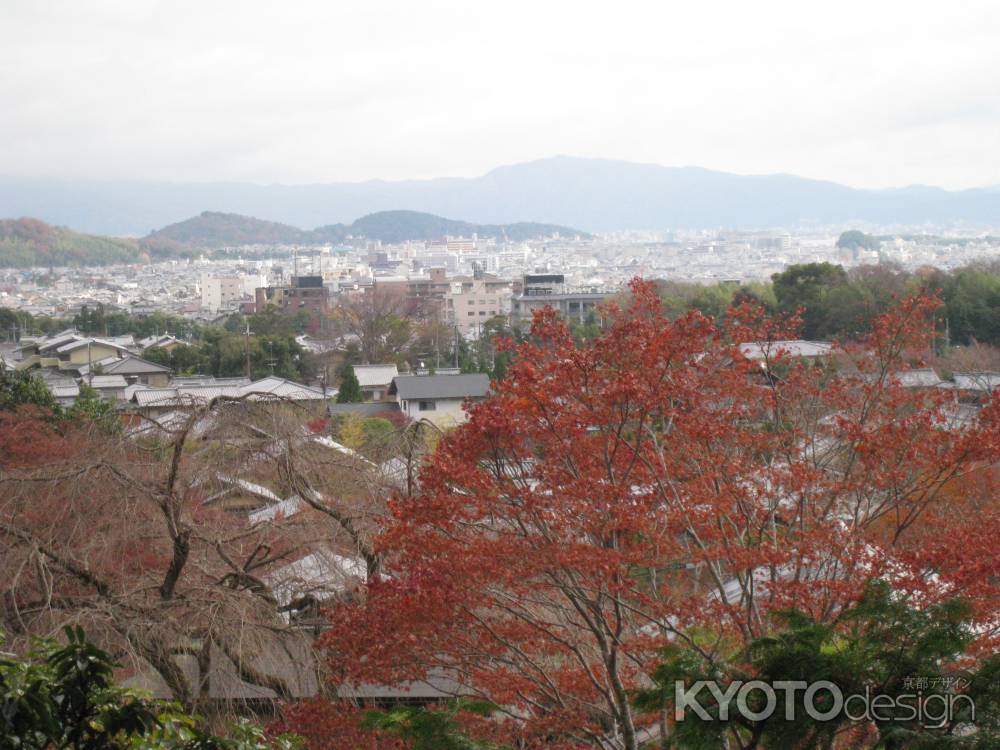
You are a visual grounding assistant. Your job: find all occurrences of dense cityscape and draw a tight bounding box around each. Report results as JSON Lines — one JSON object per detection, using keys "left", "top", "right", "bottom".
{"left": 4, "top": 227, "right": 1000, "bottom": 325}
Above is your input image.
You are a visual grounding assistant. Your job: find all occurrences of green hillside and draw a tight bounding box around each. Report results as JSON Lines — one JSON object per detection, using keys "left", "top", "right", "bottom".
{"left": 0, "top": 218, "right": 145, "bottom": 268}
{"left": 150, "top": 209, "right": 590, "bottom": 247}
{"left": 315, "top": 210, "right": 590, "bottom": 244}
{"left": 145, "top": 210, "right": 314, "bottom": 247}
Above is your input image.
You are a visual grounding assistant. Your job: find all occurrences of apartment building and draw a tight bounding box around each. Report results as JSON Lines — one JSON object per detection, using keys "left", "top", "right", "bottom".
{"left": 255, "top": 276, "right": 330, "bottom": 316}
{"left": 200, "top": 274, "right": 267, "bottom": 313}
{"left": 446, "top": 272, "right": 512, "bottom": 335}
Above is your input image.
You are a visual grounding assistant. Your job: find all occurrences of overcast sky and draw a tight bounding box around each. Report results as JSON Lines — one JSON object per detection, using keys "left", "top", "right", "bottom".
{"left": 2, "top": 1, "right": 999, "bottom": 189}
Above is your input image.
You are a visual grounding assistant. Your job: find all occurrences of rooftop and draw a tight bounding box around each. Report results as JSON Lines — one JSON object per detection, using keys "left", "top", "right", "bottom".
{"left": 88, "top": 374, "right": 129, "bottom": 389}
{"left": 391, "top": 373, "right": 490, "bottom": 401}
{"left": 99, "top": 355, "right": 172, "bottom": 375}
{"left": 131, "top": 376, "right": 329, "bottom": 407}
{"left": 352, "top": 363, "right": 398, "bottom": 388}
{"left": 739, "top": 340, "right": 834, "bottom": 361}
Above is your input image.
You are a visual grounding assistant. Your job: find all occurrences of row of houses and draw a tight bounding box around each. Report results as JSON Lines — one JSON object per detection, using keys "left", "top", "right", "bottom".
{"left": 3, "top": 329, "right": 494, "bottom": 429}
{"left": 2, "top": 329, "right": 181, "bottom": 404}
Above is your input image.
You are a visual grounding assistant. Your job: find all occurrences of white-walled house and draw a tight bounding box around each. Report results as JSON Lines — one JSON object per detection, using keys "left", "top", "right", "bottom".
{"left": 390, "top": 373, "right": 490, "bottom": 426}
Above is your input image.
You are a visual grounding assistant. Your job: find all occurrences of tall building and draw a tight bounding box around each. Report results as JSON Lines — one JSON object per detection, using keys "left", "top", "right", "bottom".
{"left": 255, "top": 276, "right": 330, "bottom": 332}
{"left": 200, "top": 274, "right": 266, "bottom": 312}
{"left": 446, "top": 273, "right": 512, "bottom": 335}
{"left": 200, "top": 275, "right": 243, "bottom": 312}
{"left": 447, "top": 237, "right": 477, "bottom": 254}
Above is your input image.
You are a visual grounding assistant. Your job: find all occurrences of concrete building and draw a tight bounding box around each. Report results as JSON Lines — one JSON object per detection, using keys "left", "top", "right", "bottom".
{"left": 510, "top": 274, "right": 613, "bottom": 323}
{"left": 255, "top": 276, "right": 330, "bottom": 330}
{"left": 446, "top": 273, "right": 512, "bottom": 335}
{"left": 447, "top": 237, "right": 476, "bottom": 254}
{"left": 200, "top": 275, "right": 244, "bottom": 313}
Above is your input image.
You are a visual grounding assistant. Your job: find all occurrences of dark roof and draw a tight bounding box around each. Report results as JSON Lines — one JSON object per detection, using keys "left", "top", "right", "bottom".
{"left": 101, "top": 355, "right": 172, "bottom": 375}
{"left": 390, "top": 373, "right": 490, "bottom": 401}
{"left": 327, "top": 401, "right": 403, "bottom": 417}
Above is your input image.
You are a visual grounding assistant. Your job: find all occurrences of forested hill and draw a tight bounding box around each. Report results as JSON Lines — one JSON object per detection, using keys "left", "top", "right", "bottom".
{"left": 146, "top": 211, "right": 315, "bottom": 247}
{"left": 0, "top": 218, "right": 149, "bottom": 268}
{"left": 148, "top": 210, "right": 589, "bottom": 247}
{"left": 314, "top": 210, "right": 590, "bottom": 244}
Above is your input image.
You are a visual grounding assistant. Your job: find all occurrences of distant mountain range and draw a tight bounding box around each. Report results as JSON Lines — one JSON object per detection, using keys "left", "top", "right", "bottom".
{"left": 1, "top": 157, "right": 999, "bottom": 235}
{"left": 148, "top": 210, "right": 587, "bottom": 248}
{"left": 0, "top": 210, "right": 586, "bottom": 268}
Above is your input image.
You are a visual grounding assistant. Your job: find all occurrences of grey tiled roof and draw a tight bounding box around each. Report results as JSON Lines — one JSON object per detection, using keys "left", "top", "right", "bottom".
{"left": 391, "top": 373, "right": 489, "bottom": 400}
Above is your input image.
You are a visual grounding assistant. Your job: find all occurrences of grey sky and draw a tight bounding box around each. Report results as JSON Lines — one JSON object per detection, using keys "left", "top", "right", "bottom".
{"left": 2, "top": 0, "right": 999, "bottom": 189}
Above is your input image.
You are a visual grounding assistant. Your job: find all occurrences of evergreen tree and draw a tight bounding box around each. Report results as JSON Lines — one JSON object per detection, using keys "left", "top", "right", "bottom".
{"left": 0, "top": 627, "right": 301, "bottom": 750}
{"left": 0, "top": 370, "right": 61, "bottom": 415}
{"left": 67, "top": 385, "right": 120, "bottom": 433}
{"left": 336, "top": 363, "right": 363, "bottom": 403}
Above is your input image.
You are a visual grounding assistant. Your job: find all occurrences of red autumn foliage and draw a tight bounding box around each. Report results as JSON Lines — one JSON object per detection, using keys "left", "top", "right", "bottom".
{"left": 0, "top": 406, "right": 81, "bottom": 468}
{"left": 272, "top": 699, "right": 406, "bottom": 750}
{"left": 287, "top": 279, "right": 1000, "bottom": 749}
{"left": 307, "top": 417, "right": 330, "bottom": 434}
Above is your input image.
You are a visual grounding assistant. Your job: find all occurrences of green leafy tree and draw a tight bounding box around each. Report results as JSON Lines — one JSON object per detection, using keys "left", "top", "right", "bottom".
{"left": 67, "top": 385, "right": 120, "bottom": 433}
{"left": 361, "top": 416, "right": 394, "bottom": 445}
{"left": 1, "top": 626, "right": 161, "bottom": 750}
{"left": 940, "top": 268, "right": 1000, "bottom": 346}
{"left": 836, "top": 230, "right": 882, "bottom": 254}
{"left": 335, "top": 363, "right": 363, "bottom": 403}
{"left": 140, "top": 345, "right": 173, "bottom": 368}
{"left": 635, "top": 584, "right": 1000, "bottom": 750}
{"left": 772, "top": 262, "right": 851, "bottom": 339}
{"left": 0, "top": 370, "right": 61, "bottom": 415}
{"left": 0, "top": 627, "right": 301, "bottom": 750}
{"left": 362, "top": 699, "right": 507, "bottom": 750}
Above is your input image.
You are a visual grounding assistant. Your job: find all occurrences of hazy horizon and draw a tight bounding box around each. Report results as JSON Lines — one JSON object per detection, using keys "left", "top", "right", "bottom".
{"left": 3, "top": 1, "right": 1000, "bottom": 191}
{"left": 2, "top": 155, "right": 998, "bottom": 193}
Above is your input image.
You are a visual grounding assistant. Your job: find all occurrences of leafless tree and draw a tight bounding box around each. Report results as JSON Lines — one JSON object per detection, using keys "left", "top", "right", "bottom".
{"left": 0, "top": 395, "right": 408, "bottom": 719}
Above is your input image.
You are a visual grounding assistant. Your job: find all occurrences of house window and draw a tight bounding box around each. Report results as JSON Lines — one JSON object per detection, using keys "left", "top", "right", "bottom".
{"left": 418, "top": 400, "right": 436, "bottom": 411}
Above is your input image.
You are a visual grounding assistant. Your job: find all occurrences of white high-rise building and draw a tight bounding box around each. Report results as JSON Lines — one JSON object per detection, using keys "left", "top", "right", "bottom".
{"left": 199, "top": 274, "right": 267, "bottom": 312}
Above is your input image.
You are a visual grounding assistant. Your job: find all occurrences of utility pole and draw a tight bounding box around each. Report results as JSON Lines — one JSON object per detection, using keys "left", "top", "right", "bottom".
{"left": 245, "top": 322, "right": 252, "bottom": 379}
{"left": 87, "top": 339, "right": 93, "bottom": 388}
{"left": 266, "top": 340, "right": 277, "bottom": 375}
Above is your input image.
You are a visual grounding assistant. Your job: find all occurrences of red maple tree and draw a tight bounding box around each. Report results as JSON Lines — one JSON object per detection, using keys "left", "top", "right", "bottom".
{"left": 294, "top": 281, "right": 1000, "bottom": 747}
